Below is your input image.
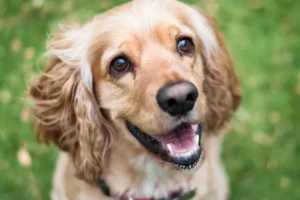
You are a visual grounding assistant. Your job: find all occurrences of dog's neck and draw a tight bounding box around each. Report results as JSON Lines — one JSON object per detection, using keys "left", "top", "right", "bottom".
{"left": 101, "top": 150, "right": 195, "bottom": 199}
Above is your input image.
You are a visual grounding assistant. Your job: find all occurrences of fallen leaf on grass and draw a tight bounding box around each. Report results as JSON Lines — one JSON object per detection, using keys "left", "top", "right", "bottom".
{"left": 17, "top": 146, "right": 32, "bottom": 168}
{"left": 24, "top": 47, "right": 35, "bottom": 61}
{"left": 10, "top": 38, "right": 22, "bottom": 53}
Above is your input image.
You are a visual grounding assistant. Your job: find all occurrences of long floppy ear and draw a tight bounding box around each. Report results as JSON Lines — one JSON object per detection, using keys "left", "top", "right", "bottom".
{"left": 29, "top": 24, "right": 114, "bottom": 182}
{"left": 189, "top": 8, "right": 242, "bottom": 134}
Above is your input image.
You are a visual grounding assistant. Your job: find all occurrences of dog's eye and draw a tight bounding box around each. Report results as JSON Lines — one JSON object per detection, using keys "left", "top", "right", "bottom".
{"left": 177, "top": 37, "right": 194, "bottom": 55}
{"left": 110, "top": 57, "right": 131, "bottom": 75}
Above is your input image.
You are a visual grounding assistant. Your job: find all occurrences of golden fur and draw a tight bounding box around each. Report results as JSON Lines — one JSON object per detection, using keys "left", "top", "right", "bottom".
{"left": 29, "top": 0, "right": 241, "bottom": 199}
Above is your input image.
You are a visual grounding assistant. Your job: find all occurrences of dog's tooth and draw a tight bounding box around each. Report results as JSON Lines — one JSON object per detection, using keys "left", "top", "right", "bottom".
{"left": 195, "top": 134, "right": 199, "bottom": 146}
{"left": 167, "top": 144, "right": 174, "bottom": 155}
{"left": 193, "top": 145, "right": 198, "bottom": 152}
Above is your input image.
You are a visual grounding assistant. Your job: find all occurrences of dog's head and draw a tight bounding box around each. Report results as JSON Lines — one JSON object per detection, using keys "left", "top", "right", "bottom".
{"left": 30, "top": 0, "right": 241, "bottom": 183}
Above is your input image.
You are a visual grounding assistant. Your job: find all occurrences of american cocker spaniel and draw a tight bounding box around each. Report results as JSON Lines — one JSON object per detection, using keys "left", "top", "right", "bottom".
{"left": 29, "top": 0, "right": 241, "bottom": 199}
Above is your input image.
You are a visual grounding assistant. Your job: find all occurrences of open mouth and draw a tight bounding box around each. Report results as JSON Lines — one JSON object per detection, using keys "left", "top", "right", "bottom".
{"left": 126, "top": 122, "right": 204, "bottom": 170}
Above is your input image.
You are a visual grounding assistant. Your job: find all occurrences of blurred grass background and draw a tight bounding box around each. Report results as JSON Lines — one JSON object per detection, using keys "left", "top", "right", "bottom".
{"left": 0, "top": 0, "right": 299, "bottom": 199}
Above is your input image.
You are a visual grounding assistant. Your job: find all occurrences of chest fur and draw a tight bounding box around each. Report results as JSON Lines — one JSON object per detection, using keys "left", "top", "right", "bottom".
{"left": 131, "top": 155, "right": 193, "bottom": 198}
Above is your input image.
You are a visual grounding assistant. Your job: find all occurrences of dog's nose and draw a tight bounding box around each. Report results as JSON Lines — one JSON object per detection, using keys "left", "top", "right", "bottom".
{"left": 156, "top": 81, "right": 198, "bottom": 116}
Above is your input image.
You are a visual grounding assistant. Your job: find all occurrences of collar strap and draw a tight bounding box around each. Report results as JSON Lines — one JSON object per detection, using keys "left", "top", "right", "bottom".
{"left": 97, "top": 179, "right": 196, "bottom": 200}
{"left": 97, "top": 179, "right": 111, "bottom": 196}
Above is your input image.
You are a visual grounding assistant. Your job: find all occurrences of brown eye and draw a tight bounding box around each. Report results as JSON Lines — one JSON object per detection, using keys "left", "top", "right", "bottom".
{"left": 177, "top": 37, "right": 194, "bottom": 55}
{"left": 110, "top": 56, "right": 131, "bottom": 75}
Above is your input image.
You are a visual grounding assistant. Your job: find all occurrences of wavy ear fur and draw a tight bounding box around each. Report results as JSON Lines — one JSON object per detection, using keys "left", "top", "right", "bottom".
{"left": 190, "top": 8, "right": 242, "bottom": 134}
{"left": 29, "top": 25, "right": 114, "bottom": 182}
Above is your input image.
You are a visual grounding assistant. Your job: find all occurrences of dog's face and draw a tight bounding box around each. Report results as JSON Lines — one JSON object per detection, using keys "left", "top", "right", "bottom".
{"left": 90, "top": 1, "right": 209, "bottom": 170}
{"left": 95, "top": 21, "right": 206, "bottom": 134}
{"left": 30, "top": 0, "right": 241, "bottom": 182}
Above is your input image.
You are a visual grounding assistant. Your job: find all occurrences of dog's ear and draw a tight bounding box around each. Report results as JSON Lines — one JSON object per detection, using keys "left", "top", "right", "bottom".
{"left": 189, "top": 8, "right": 242, "bottom": 134}
{"left": 29, "top": 24, "right": 114, "bottom": 182}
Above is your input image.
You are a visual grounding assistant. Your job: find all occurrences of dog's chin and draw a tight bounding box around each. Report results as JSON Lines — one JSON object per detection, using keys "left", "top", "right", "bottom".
{"left": 126, "top": 121, "right": 204, "bottom": 170}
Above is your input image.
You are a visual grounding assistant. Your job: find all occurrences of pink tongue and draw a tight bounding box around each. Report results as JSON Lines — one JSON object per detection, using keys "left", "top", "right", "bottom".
{"left": 153, "top": 124, "right": 198, "bottom": 153}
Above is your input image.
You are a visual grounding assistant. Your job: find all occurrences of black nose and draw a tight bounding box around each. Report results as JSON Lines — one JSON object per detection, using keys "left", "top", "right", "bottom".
{"left": 156, "top": 81, "right": 198, "bottom": 116}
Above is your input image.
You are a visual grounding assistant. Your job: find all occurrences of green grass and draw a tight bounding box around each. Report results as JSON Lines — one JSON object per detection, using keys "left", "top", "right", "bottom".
{"left": 0, "top": 0, "right": 299, "bottom": 199}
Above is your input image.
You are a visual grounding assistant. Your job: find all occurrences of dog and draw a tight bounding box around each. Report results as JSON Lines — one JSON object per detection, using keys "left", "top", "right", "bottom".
{"left": 29, "top": 0, "right": 241, "bottom": 199}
